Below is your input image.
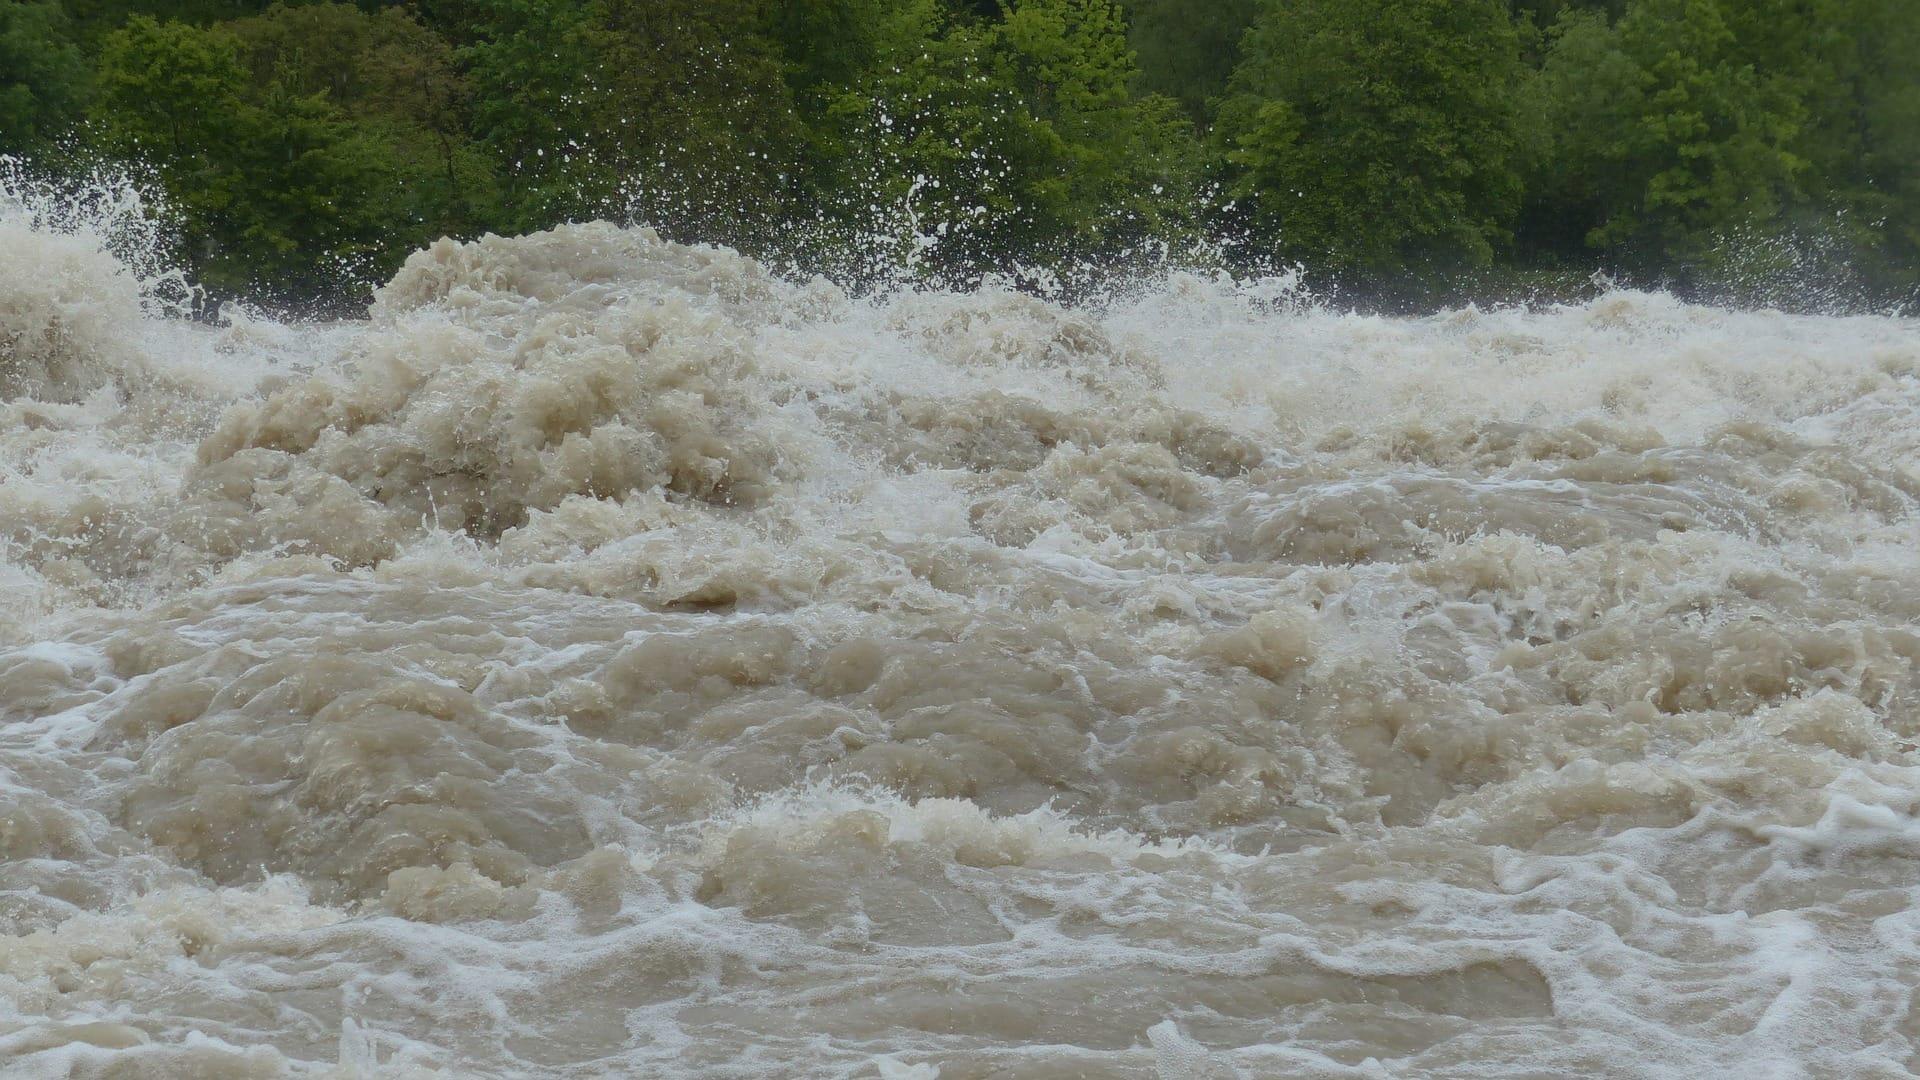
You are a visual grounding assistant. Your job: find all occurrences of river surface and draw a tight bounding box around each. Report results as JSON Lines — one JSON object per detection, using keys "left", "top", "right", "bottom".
{"left": 4, "top": 195, "right": 1920, "bottom": 1078}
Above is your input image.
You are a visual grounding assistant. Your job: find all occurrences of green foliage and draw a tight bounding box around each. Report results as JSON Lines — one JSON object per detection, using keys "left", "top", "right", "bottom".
{"left": 222, "top": 79, "right": 394, "bottom": 290}
{"left": 457, "top": 0, "right": 603, "bottom": 223}
{"left": 1747, "top": 0, "right": 1920, "bottom": 294}
{"left": 819, "top": 0, "right": 1199, "bottom": 277}
{"left": 1526, "top": 0, "right": 1806, "bottom": 275}
{"left": 0, "top": 1, "right": 90, "bottom": 152}
{"left": 65, "top": 0, "right": 277, "bottom": 37}
{"left": 92, "top": 17, "right": 251, "bottom": 200}
{"left": 1854, "top": 1, "right": 1920, "bottom": 290}
{"left": 772, "top": 0, "right": 888, "bottom": 100}
{"left": 1509, "top": 0, "right": 1626, "bottom": 29}
{"left": 993, "top": 0, "right": 1200, "bottom": 257}
{"left": 462, "top": 0, "right": 802, "bottom": 235}
{"left": 1125, "top": 0, "right": 1256, "bottom": 124}
{"left": 1216, "top": 0, "right": 1527, "bottom": 274}
{"left": 95, "top": 13, "right": 406, "bottom": 300}
{"left": 592, "top": 0, "right": 806, "bottom": 236}
{"left": 0, "top": 0, "right": 1910, "bottom": 306}
{"left": 228, "top": 3, "right": 496, "bottom": 243}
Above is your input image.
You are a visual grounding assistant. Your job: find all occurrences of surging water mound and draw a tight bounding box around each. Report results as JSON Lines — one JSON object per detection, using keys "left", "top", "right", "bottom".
{"left": 0, "top": 163, "right": 199, "bottom": 406}
{"left": 191, "top": 225, "right": 792, "bottom": 564}
{"left": 0, "top": 168, "right": 274, "bottom": 635}
{"left": 173, "top": 224, "right": 1262, "bottom": 576}
{"left": 0, "top": 199, "right": 149, "bottom": 403}
{"left": 3, "top": 220, "right": 1920, "bottom": 1078}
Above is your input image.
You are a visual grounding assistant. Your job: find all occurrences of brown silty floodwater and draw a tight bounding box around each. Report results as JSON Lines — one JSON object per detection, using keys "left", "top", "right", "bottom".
{"left": 4, "top": 193, "right": 1920, "bottom": 1077}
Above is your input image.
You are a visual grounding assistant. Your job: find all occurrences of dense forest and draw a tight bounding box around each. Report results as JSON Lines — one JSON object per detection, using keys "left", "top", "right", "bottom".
{"left": 2, "top": 0, "right": 1916, "bottom": 310}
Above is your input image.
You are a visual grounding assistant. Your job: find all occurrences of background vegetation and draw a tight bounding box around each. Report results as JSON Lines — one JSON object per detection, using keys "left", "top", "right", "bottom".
{"left": 3, "top": 0, "right": 1915, "bottom": 310}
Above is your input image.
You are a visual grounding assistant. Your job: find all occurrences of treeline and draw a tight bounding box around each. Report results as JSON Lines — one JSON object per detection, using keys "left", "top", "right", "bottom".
{"left": 2, "top": 0, "right": 1915, "bottom": 309}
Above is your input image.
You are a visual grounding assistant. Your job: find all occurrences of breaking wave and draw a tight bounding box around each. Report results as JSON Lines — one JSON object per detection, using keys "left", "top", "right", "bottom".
{"left": 3, "top": 177, "right": 1920, "bottom": 1077}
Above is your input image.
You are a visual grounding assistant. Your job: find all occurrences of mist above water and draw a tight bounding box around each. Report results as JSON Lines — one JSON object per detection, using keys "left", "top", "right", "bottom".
{"left": 3, "top": 177, "right": 1920, "bottom": 1077}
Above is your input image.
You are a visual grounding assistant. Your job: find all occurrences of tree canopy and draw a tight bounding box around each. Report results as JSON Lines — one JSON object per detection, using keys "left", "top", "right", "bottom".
{"left": 1216, "top": 0, "right": 1526, "bottom": 278}
{"left": 0, "top": 0, "right": 1911, "bottom": 309}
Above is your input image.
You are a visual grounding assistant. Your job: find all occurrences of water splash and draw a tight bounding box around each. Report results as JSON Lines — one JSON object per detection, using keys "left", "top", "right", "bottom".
{"left": 1, "top": 186, "right": 1918, "bottom": 1077}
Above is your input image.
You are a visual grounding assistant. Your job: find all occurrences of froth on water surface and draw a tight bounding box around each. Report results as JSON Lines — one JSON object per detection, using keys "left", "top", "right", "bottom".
{"left": 3, "top": 191, "right": 1920, "bottom": 1077}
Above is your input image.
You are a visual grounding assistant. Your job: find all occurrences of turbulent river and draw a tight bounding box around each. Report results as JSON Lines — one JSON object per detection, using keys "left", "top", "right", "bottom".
{"left": 4, "top": 193, "right": 1920, "bottom": 1079}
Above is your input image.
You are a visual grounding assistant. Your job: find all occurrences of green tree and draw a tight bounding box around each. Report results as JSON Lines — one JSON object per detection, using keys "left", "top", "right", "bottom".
{"left": 1216, "top": 0, "right": 1527, "bottom": 275}
{"left": 1508, "top": 0, "right": 1626, "bottom": 28}
{"left": 820, "top": 0, "right": 1198, "bottom": 279}
{"left": 228, "top": 3, "right": 496, "bottom": 245}
{"left": 1850, "top": 0, "right": 1920, "bottom": 295}
{"left": 1125, "top": 0, "right": 1256, "bottom": 125}
{"left": 94, "top": 15, "right": 396, "bottom": 300}
{"left": 28, "top": 0, "right": 1911, "bottom": 307}
{"left": 0, "top": 0, "right": 91, "bottom": 153}
{"left": 459, "top": 0, "right": 604, "bottom": 224}
{"left": 462, "top": 0, "right": 803, "bottom": 237}
{"left": 1524, "top": 0, "right": 1808, "bottom": 276}
{"left": 65, "top": 0, "right": 275, "bottom": 38}
{"left": 1733, "top": 0, "right": 1920, "bottom": 297}
{"left": 771, "top": 0, "right": 888, "bottom": 100}
{"left": 594, "top": 0, "right": 806, "bottom": 239}
{"left": 92, "top": 15, "right": 252, "bottom": 255}
{"left": 997, "top": 0, "right": 1200, "bottom": 257}
{"left": 222, "top": 77, "right": 393, "bottom": 292}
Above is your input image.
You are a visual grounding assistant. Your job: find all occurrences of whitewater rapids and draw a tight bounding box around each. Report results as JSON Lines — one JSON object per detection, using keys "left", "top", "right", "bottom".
{"left": 3, "top": 202, "right": 1920, "bottom": 1079}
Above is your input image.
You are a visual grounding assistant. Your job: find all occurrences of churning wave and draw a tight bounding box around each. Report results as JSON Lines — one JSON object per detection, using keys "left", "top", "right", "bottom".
{"left": 4, "top": 176, "right": 1920, "bottom": 1078}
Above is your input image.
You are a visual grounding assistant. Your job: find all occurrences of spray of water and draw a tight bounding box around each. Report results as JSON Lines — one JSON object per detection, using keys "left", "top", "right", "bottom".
{"left": 2, "top": 172, "right": 1919, "bottom": 1078}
